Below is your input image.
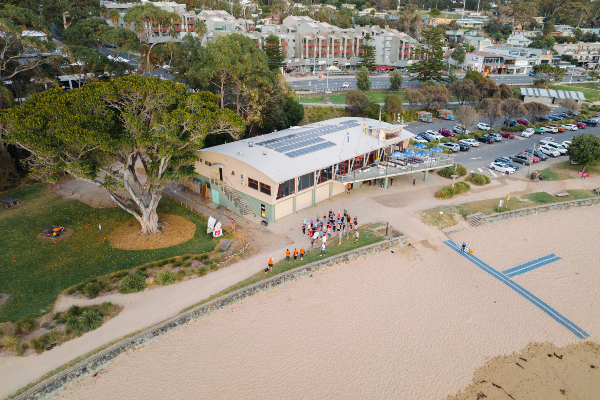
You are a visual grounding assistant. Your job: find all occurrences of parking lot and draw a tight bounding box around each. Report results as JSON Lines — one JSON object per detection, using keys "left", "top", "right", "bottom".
{"left": 405, "top": 109, "right": 600, "bottom": 178}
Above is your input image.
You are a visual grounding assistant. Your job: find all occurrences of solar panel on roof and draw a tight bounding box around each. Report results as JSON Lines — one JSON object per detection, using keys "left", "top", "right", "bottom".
{"left": 285, "top": 141, "right": 336, "bottom": 158}
{"left": 275, "top": 137, "right": 325, "bottom": 153}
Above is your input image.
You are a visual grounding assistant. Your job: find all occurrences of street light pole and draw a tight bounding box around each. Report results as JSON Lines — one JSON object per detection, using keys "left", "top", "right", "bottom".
{"left": 527, "top": 143, "right": 536, "bottom": 177}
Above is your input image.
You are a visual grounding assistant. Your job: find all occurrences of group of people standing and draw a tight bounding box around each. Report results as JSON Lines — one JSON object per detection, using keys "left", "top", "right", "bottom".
{"left": 302, "top": 209, "right": 359, "bottom": 253}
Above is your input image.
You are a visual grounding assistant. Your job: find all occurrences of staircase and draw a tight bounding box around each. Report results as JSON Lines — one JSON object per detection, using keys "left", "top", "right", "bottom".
{"left": 211, "top": 179, "right": 255, "bottom": 216}
{"left": 466, "top": 213, "right": 484, "bottom": 227}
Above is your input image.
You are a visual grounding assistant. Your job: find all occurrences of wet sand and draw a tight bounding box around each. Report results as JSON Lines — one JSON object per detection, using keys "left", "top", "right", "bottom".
{"left": 57, "top": 207, "right": 600, "bottom": 399}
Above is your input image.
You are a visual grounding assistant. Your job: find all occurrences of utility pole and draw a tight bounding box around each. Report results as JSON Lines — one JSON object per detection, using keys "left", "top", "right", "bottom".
{"left": 527, "top": 143, "right": 536, "bottom": 177}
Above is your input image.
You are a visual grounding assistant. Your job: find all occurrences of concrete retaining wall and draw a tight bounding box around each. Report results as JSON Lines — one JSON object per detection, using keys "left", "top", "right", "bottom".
{"left": 15, "top": 234, "right": 410, "bottom": 400}
{"left": 476, "top": 197, "right": 600, "bottom": 226}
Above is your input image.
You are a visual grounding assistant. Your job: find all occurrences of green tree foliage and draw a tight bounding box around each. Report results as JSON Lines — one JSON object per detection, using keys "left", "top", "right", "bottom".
{"left": 109, "top": 8, "right": 120, "bottom": 27}
{"left": 532, "top": 63, "right": 565, "bottom": 88}
{"left": 3, "top": 75, "right": 244, "bottom": 233}
{"left": 62, "top": 45, "right": 133, "bottom": 85}
{"left": 345, "top": 90, "right": 369, "bottom": 116}
{"left": 389, "top": 69, "right": 403, "bottom": 91}
{"left": 464, "top": 70, "right": 485, "bottom": 84}
{"left": 449, "top": 79, "right": 480, "bottom": 104}
{"left": 363, "top": 102, "right": 380, "bottom": 119}
{"left": 420, "top": 82, "right": 449, "bottom": 111}
{"left": 264, "top": 34, "right": 286, "bottom": 71}
{"left": 408, "top": 28, "right": 446, "bottom": 83}
{"left": 0, "top": 5, "right": 56, "bottom": 80}
{"left": 501, "top": 98, "right": 527, "bottom": 122}
{"left": 359, "top": 33, "right": 376, "bottom": 71}
{"left": 62, "top": 17, "right": 113, "bottom": 48}
{"left": 524, "top": 101, "right": 551, "bottom": 122}
{"left": 450, "top": 45, "right": 466, "bottom": 65}
{"left": 568, "top": 134, "right": 600, "bottom": 173}
{"left": 383, "top": 94, "right": 403, "bottom": 118}
{"left": 429, "top": 8, "right": 442, "bottom": 17}
{"left": 124, "top": 3, "right": 181, "bottom": 74}
{"left": 356, "top": 67, "right": 371, "bottom": 91}
{"left": 528, "top": 35, "right": 556, "bottom": 49}
{"left": 477, "top": 98, "right": 502, "bottom": 127}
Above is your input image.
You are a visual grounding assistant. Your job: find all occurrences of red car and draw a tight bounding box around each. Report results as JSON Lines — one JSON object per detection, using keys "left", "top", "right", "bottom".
{"left": 519, "top": 151, "right": 540, "bottom": 163}
{"left": 438, "top": 128, "right": 456, "bottom": 137}
{"left": 517, "top": 119, "right": 531, "bottom": 125}
{"left": 501, "top": 132, "right": 515, "bottom": 139}
{"left": 575, "top": 122, "right": 587, "bottom": 129}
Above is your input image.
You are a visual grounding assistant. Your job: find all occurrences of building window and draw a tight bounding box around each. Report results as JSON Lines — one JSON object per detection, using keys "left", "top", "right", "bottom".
{"left": 317, "top": 166, "right": 332, "bottom": 184}
{"left": 260, "top": 183, "right": 271, "bottom": 196}
{"left": 297, "top": 172, "right": 314, "bottom": 191}
{"left": 248, "top": 178, "right": 258, "bottom": 190}
{"left": 277, "top": 178, "right": 295, "bottom": 199}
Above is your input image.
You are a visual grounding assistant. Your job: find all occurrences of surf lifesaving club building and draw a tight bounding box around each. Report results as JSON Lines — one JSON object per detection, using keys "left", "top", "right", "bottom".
{"left": 193, "top": 117, "right": 414, "bottom": 222}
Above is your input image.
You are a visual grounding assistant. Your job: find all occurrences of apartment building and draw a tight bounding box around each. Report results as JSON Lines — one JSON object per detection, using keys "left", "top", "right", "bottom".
{"left": 199, "top": 10, "right": 255, "bottom": 32}
{"left": 483, "top": 45, "right": 554, "bottom": 69}
{"left": 554, "top": 42, "right": 600, "bottom": 66}
{"left": 463, "top": 52, "right": 529, "bottom": 74}
{"left": 506, "top": 34, "right": 531, "bottom": 47}
{"left": 462, "top": 35, "right": 491, "bottom": 51}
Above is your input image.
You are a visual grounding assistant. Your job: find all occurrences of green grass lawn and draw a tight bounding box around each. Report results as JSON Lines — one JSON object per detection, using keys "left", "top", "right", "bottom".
{"left": 550, "top": 85, "right": 600, "bottom": 102}
{"left": 300, "top": 96, "right": 327, "bottom": 103}
{"left": 569, "top": 81, "right": 600, "bottom": 90}
{"left": 0, "top": 184, "right": 216, "bottom": 322}
{"left": 541, "top": 160, "right": 600, "bottom": 180}
{"left": 181, "top": 227, "right": 384, "bottom": 313}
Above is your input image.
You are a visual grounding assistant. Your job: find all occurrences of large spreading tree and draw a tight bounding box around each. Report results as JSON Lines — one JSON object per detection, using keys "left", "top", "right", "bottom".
{"left": 408, "top": 28, "right": 446, "bottom": 83}
{"left": 568, "top": 134, "right": 600, "bottom": 174}
{"left": 3, "top": 75, "right": 244, "bottom": 234}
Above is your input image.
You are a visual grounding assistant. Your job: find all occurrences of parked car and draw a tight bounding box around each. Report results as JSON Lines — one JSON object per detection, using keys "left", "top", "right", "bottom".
{"left": 342, "top": 82, "right": 350, "bottom": 88}
{"left": 476, "top": 123, "right": 491, "bottom": 130}
{"left": 540, "top": 137, "right": 555, "bottom": 145}
{"left": 539, "top": 145, "right": 561, "bottom": 157}
{"left": 548, "top": 124, "right": 566, "bottom": 132}
{"left": 458, "top": 142, "right": 470, "bottom": 151}
{"left": 524, "top": 148, "right": 548, "bottom": 161}
{"left": 518, "top": 152, "right": 540, "bottom": 163}
{"left": 582, "top": 119, "right": 598, "bottom": 126}
{"left": 459, "top": 138, "right": 480, "bottom": 147}
{"left": 548, "top": 115, "right": 563, "bottom": 121}
{"left": 522, "top": 128, "right": 535, "bottom": 137}
{"left": 534, "top": 128, "right": 546, "bottom": 134}
{"left": 490, "top": 133, "right": 502, "bottom": 142}
{"left": 541, "top": 126, "right": 558, "bottom": 133}
{"left": 575, "top": 122, "right": 587, "bottom": 129}
{"left": 517, "top": 118, "right": 531, "bottom": 125}
{"left": 424, "top": 133, "right": 438, "bottom": 142}
{"left": 546, "top": 142, "right": 568, "bottom": 155}
{"left": 501, "top": 132, "right": 515, "bottom": 139}
{"left": 578, "top": 77, "right": 586, "bottom": 81}
{"left": 563, "top": 124, "right": 578, "bottom": 131}
{"left": 453, "top": 125, "right": 471, "bottom": 134}
{"left": 413, "top": 136, "right": 428, "bottom": 144}
{"left": 476, "top": 135, "right": 494, "bottom": 144}
{"left": 561, "top": 140, "right": 572, "bottom": 148}
{"left": 439, "top": 128, "right": 456, "bottom": 137}
{"left": 495, "top": 157, "right": 520, "bottom": 170}
{"left": 489, "top": 162, "right": 516, "bottom": 174}
{"left": 426, "top": 130, "right": 443, "bottom": 140}
{"left": 504, "top": 119, "right": 518, "bottom": 127}
{"left": 439, "top": 142, "right": 460, "bottom": 152}
{"left": 510, "top": 154, "right": 531, "bottom": 164}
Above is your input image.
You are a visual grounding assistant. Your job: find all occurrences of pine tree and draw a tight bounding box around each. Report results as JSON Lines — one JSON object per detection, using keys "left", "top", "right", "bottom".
{"left": 264, "top": 34, "right": 286, "bottom": 71}
{"left": 359, "top": 33, "right": 376, "bottom": 72}
{"left": 408, "top": 28, "right": 447, "bottom": 83}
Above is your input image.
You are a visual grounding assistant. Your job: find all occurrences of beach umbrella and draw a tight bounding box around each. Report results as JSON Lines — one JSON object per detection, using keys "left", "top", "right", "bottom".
{"left": 413, "top": 143, "right": 428, "bottom": 149}
{"left": 416, "top": 150, "right": 430, "bottom": 157}
{"left": 430, "top": 147, "right": 443, "bottom": 153}
{"left": 391, "top": 152, "right": 403, "bottom": 157}
{"left": 402, "top": 151, "right": 415, "bottom": 157}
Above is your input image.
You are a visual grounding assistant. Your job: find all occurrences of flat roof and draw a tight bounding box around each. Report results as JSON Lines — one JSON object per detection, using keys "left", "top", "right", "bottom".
{"left": 198, "top": 117, "right": 414, "bottom": 183}
{"left": 520, "top": 87, "right": 585, "bottom": 100}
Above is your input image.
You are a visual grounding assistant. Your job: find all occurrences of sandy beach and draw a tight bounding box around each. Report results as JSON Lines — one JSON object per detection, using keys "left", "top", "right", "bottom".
{"left": 54, "top": 205, "right": 600, "bottom": 399}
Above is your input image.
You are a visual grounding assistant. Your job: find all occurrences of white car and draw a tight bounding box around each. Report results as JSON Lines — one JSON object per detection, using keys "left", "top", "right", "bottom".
{"left": 342, "top": 82, "right": 350, "bottom": 88}
{"left": 540, "top": 137, "right": 555, "bottom": 145}
{"left": 561, "top": 140, "right": 572, "bottom": 148}
{"left": 477, "top": 123, "right": 491, "bottom": 131}
{"left": 546, "top": 142, "right": 568, "bottom": 155}
{"left": 439, "top": 143, "right": 460, "bottom": 152}
{"left": 489, "top": 162, "right": 516, "bottom": 174}
{"left": 521, "top": 128, "right": 535, "bottom": 137}
{"left": 426, "top": 130, "right": 443, "bottom": 140}
{"left": 459, "top": 138, "right": 479, "bottom": 147}
{"left": 563, "top": 124, "right": 578, "bottom": 131}
{"left": 539, "top": 145, "right": 561, "bottom": 157}
{"left": 412, "top": 136, "right": 428, "bottom": 144}
{"left": 453, "top": 125, "right": 471, "bottom": 134}
{"left": 541, "top": 126, "right": 558, "bottom": 133}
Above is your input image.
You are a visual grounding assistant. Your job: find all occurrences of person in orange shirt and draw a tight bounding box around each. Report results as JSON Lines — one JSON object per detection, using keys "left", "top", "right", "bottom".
{"left": 267, "top": 255, "right": 273, "bottom": 273}
{"left": 231, "top": 219, "right": 235, "bottom": 235}
{"left": 286, "top": 249, "right": 290, "bottom": 263}
{"left": 293, "top": 249, "right": 298, "bottom": 262}
{"left": 300, "top": 247, "right": 304, "bottom": 260}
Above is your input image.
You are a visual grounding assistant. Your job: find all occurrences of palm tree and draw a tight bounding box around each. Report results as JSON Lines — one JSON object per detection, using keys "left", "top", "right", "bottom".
{"left": 109, "top": 9, "right": 121, "bottom": 28}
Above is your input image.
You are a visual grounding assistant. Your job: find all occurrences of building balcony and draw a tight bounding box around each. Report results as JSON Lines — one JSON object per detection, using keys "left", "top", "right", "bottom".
{"left": 281, "top": 42, "right": 288, "bottom": 46}
{"left": 307, "top": 43, "right": 314, "bottom": 47}
{"left": 187, "top": 20, "right": 195, "bottom": 24}
{"left": 188, "top": 28, "right": 194, "bottom": 32}
{"left": 304, "top": 51, "right": 314, "bottom": 54}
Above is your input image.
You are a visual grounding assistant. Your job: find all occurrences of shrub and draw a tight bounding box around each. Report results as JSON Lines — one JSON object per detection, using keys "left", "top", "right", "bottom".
{"left": 210, "top": 264, "right": 219, "bottom": 271}
{"left": 15, "top": 317, "right": 36, "bottom": 334}
{"left": 465, "top": 173, "right": 491, "bottom": 186}
{"left": 1, "top": 335, "right": 18, "bottom": 348}
{"left": 118, "top": 274, "right": 146, "bottom": 294}
{"left": 454, "top": 181, "right": 471, "bottom": 193}
{"left": 156, "top": 270, "right": 175, "bottom": 286}
{"left": 112, "top": 270, "right": 129, "bottom": 279}
{"left": 0, "top": 326, "right": 6, "bottom": 337}
{"left": 53, "top": 312, "right": 67, "bottom": 324}
{"left": 137, "top": 264, "right": 151, "bottom": 272}
{"left": 66, "top": 315, "right": 80, "bottom": 333}
{"left": 67, "top": 305, "right": 82, "bottom": 318}
{"left": 434, "top": 182, "right": 471, "bottom": 199}
{"left": 99, "top": 302, "right": 114, "bottom": 316}
{"left": 15, "top": 342, "right": 25, "bottom": 356}
{"left": 172, "top": 259, "right": 183, "bottom": 267}
{"left": 82, "top": 280, "right": 106, "bottom": 299}
{"left": 194, "top": 266, "right": 208, "bottom": 276}
{"left": 67, "top": 287, "right": 76, "bottom": 295}
{"left": 175, "top": 270, "right": 188, "bottom": 281}
{"left": 41, "top": 322, "right": 53, "bottom": 330}
{"left": 183, "top": 259, "right": 193, "bottom": 268}
{"left": 167, "top": 257, "right": 177, "bottom": 264}
{"left": 181, "top": 255, "right": 191, "bottom": 260}
{"left": 31, "top": 333, "right": 52, "bottom": 353}
{"left": 77, "top": 309, "right": 103, "bottom": 332}
{"left": 437, "top": 164, "right": 467, "bottom": 178}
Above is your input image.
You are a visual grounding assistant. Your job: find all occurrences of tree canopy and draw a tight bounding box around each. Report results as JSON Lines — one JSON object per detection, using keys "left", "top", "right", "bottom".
{"left": 356, "top": 67, "right": 371, "bottom": 91}
{"left": 264, "top": 34, "right": 286, "bottom": 71}
{"left": 408, "top": 28, "right": 446, "bottom": 83}
{"left": 568, "top": 134, "right": 600, "bottom": 173}
{"left": 358, "top": 33, "right": 376, "bottom": 71}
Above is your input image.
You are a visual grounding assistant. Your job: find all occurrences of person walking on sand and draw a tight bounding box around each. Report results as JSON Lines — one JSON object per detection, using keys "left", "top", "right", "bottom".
{"left": 461, "top": 243, "right": 466, "bottom": 254}
{"left": 320, "top": 242, "right": 326, "bottom": 256}
{"left": 347, "top": 183, "right": 351, "bottom": 194}
{"left": 293, "top": 248, "right": 298, "bottom": 262}
{"left": 300, "top": 247, "right": 305, "bottom": 260}
{"left": 268, "top": 255, "right": 273, "bottom": 272}
{"left": 355, "top": 230, "right": 359, "bottom": 243}
{"left": 286, "top": 249, "right": 290, "bottom": 263}
{"left": 231, "top": 219, "right": 235, "bottom": 235}
{"left": 413, "top": 177, "right": 416, "bottom": 186}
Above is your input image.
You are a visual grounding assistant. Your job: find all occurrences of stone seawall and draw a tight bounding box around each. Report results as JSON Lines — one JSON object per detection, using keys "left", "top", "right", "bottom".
{"left": 15, "top": 235, "right": 410, "bottom": 400}
{"left": 475, "top": 197, "right": 600, "bottom": 227}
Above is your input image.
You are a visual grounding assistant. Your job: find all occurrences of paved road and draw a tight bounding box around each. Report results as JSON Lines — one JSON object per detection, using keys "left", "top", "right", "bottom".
{"left": 288, "top": 74, "right": 585, "bottom": 91}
